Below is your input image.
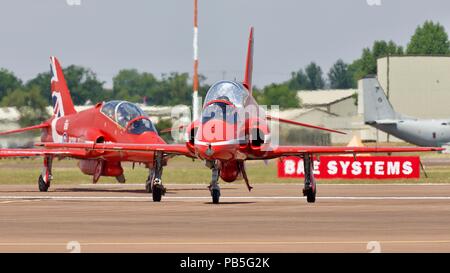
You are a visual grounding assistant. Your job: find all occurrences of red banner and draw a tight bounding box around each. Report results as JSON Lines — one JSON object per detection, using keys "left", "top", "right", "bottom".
{"left": 278, "top": 156, "right": 420, "bottom": 179}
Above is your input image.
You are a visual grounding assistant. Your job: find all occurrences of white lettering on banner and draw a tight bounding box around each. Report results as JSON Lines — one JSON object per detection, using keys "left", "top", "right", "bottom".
{"left": 351, "top": 161, "right": 362, "bottom": 175}
{"left": 284, "top": 159, "right": 296, "bottom": 175}
{"left": 339, "top": 161, "right": 350, "bottom": 175}
{"left": 387, "top": 161, "right": 400, "bottom": 175}
{"left": 285, "top": 159, "right": 322, "bottom": 175}
{"left": 313, "top": 160, "right": 320, "bottom": 175}
{"left": 403, "top": 161, "right": 413, "bottom": 175}
{"left": 375, "top": 161, "right": 384, "bottom": 175}
{"left": 278, "top": 156, "right": 420, "bottom": 179}
{"left": 327, "top": 161, "right": 338, "bottom": 175}
{"left": 363, "top": 161, "right": 373, "bottom": 175}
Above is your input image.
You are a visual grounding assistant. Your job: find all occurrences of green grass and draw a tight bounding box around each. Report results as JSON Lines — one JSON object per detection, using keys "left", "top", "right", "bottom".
{"left": 0, "top": 156, "right": 449, "bottom": 185}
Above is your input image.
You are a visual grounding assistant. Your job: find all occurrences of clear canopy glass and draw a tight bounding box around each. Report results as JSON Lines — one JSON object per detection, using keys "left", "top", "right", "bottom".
{"left": 201, "top": 102, "right": 238, "bottom": 124}
{"left": 101, "top": 100, "right": 156, "bottom": 134}
{"left": 204, "top": 81, "right": 248, "bottom": 108}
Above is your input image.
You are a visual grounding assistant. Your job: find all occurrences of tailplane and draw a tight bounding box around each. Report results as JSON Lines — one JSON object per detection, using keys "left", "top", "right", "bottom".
{"left": 50, "top": 56, "right": 77, "bottom": 118}
{"left": 362, "top": 77, "right": 401, "bottom": 124}
{"left": 243, "top": 27, "right": 254, "bottom": 94}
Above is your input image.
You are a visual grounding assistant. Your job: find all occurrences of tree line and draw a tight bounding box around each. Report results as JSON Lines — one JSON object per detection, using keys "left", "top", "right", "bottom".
{"left": 255, "top": 21, "right": 450, "bottom": 108}
{"left": 0, "top": 21, "right": 449, "bottom": 126}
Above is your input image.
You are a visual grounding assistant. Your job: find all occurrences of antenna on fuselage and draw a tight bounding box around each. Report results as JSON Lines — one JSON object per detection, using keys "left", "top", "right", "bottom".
{"left": 243, "top": 27, "right": 254, "bottom": 94}
{"left": 192, "top": 0, "right": 200, "bottom": 121}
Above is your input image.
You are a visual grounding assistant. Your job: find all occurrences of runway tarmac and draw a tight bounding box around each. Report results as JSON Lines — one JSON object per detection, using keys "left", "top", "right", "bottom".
{"left": 0, "top": 183, "right": 449, "bottom": 253}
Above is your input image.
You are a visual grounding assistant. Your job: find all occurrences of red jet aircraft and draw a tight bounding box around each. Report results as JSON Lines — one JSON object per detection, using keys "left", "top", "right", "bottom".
{"left": 0, "top": 56, "right": 175, "bottom": 201}
{"left": 38, "top": 28, "right": 443, "bottom": 204}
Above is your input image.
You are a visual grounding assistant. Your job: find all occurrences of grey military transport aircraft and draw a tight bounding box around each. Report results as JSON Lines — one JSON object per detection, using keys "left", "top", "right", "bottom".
{"left": 363, "top": 77, "right": 450, "bottom": 147}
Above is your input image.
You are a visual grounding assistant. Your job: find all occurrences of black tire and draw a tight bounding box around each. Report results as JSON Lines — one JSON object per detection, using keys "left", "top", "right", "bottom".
{"left": 211, "top": 189, "right": 220, "bottom": 204}
{"left": 38, "top": 175, "right": 50, "bottom": 192}
{"left": 152, "top": 185, "right": 162, "bottom": 202}
{"left": 305, "top": 188, "right": 316, "bottom": 203}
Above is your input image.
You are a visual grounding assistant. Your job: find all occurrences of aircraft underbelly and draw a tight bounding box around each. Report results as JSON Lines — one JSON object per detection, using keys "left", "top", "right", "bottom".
{"left": 375, "top": 121, "right": 450, "bottom": 147}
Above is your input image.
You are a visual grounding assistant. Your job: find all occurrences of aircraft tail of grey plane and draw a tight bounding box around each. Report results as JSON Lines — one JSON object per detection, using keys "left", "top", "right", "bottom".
{"left": 362, "top": 76, "right": 450, "bottom": 148}
{"left": 362, "top": 77, "right": 403, "bottom": 124}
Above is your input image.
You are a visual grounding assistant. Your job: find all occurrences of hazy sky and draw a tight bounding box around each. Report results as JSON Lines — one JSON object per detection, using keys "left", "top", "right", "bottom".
{"left": 1, "top": 0, "right": 449, "bottom": 88}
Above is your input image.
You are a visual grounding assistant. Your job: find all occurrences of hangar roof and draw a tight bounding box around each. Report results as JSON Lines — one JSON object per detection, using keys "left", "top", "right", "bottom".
{"left": 297, "top": 89, "right": 356, "bottom": 107}
{"left": 267, "top": 107, "right": 337, "bottom": 120}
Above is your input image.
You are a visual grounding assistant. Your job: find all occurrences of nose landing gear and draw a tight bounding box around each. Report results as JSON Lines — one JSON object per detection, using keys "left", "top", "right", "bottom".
{"left": 207, "top": 160, "right": 221, "bottom": 204}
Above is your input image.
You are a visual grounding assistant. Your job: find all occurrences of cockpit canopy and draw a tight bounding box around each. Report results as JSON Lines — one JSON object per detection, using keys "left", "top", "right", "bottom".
{"left": 204, "top": 81, "right": 248, "bottom": 108}
{"left": 201, "top": 101, "right": 238, "bottom": 124}
{"left": 100, "top": 100, "right": 157, "bottom": 134}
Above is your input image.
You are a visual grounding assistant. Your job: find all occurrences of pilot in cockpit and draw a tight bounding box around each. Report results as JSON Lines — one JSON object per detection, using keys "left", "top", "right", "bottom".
{"left": 216, "top": 95, "right": 232, "bottom": 104}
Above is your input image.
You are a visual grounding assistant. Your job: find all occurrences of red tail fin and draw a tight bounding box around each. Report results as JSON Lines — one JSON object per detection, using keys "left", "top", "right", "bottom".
{"left": 50, "top": 56, "right": 77, "bottom": 117}
{"left": 243, "top": 27, "right": 254, "bottom": 94}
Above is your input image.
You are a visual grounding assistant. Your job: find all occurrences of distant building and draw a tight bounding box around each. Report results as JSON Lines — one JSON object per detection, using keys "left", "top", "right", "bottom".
{"left": 357, "top": 56, "right": 450, "bottom": 142}
{"left": 0, "top": 107, "right": 28, "bottom": 148}
{"left": 268, "top": 89, "right": 358, "bottom": 144}
{"left": 297, "top": 89, "right": 357, "bottom": 117}
{"left": 377, "top": 56, "right": 450, "bottom": 119}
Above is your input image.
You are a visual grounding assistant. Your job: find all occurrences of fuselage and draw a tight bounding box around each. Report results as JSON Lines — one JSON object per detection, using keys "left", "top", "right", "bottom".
{"left": 41, "top": 100, "right": 166, "bottom": 164}
{"left": 372, "top": 119, "right": 450, "bottom": 147}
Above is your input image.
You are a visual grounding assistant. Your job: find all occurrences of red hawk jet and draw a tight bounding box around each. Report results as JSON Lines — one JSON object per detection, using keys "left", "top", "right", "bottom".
{"left": 0, "top": 56, "right": 181, "bottom": 201}
{"left": 38, "top": 28, "right": 443, "bottom": 204}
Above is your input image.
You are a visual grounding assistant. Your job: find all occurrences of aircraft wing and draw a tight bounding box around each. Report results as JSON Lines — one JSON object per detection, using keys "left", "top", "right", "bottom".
{"left": 36, "top": 142, "right": 194, "bottom": 157}
{"left": 35, "top": 142, "right": 442, "bottom": 159}
{"left": 0, "top": 148, "right": 88, "bottom": 158}
{"left": 262, "top": 145, "right": 443, "bottom": 158}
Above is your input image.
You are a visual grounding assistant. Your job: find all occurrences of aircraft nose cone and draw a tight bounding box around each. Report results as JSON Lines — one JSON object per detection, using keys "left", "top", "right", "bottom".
{"left": 196, "top": 119, "right": 235, "bottom": 143}
{"left": 194, "top": 120, "right": 240, "bottom": 160}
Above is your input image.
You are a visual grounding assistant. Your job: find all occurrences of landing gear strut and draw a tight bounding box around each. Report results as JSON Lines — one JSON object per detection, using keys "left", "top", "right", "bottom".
{"left": 207, "top": 160, "right": 221, "bottom": 204}
{"left": 302, "top": 153, "right": 316, "bottom": 203}
{"left": 145, "top": 168, "right": 155, "bottom": 193}
{"left": 238, "top": 161, "right": 253, "bottom": 192}
{"left": 149, "top": 152, "right": 165, "bottom": 202}
{"left": 39, "top": 156, "right": 53, "bottom": 192}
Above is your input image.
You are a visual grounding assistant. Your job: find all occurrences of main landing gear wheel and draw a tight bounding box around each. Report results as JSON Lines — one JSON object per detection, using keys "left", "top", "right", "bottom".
{"left": 148, "top": 152, "right": 166, "bottom": 202}
{"left": 152, "top": 179, "right": 166, "bottom": 202}
{"left": 38, "top": 174, "right": 50, "bottom": 192}
{"left": 208, "top": 161, "right": 221, "bottom": 204}
{"left": 211, "top": 188, "right": 221, "bottom": 204}
{"left": 303, "top": 187, "right": 316, "bottom": 203}
{"left": 152, "top": 186, "right": 162, "bottom": 202}
{"left": 39, "top": 156, "right": 53, "bottom": 192}
{"left": 302, "top": 153, "right": 317, "bottom": 203}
